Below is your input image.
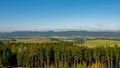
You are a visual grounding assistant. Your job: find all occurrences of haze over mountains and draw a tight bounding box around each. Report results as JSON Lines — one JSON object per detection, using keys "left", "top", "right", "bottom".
{"left": 0, "top": 0, "right": 120, "bottom": 33}
{"left": 0, "top": 31, "right": 120, "bottom": 38}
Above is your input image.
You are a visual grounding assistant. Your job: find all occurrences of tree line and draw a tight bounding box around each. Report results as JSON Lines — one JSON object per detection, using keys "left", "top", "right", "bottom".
{"left": 0, "top": 41, "right": 120, "bottom": 68}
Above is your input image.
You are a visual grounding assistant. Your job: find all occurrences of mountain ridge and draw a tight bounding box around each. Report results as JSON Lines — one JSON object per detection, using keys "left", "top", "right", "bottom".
{"left": 0, "top": 31, "right": 120, "bottom": 38}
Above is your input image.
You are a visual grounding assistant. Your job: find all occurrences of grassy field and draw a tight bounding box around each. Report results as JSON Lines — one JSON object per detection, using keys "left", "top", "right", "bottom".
{"left": 17, "top": 38, "right": 120, "bottom": 47}
{"left": 0, "top": 38, "right": 53, "bottom": 43}
{"left": 1, "top": 37, "right": 120, "bottom": 47}
{"left": 15, "top": 38, "right": 53, "bottom": 43}
{"left": 80, "top": 39, "right": 120, "bottom": 47}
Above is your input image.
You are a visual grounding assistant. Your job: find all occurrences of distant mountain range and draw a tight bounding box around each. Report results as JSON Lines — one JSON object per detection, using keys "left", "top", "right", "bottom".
{"left": 0, "top": 31, "right": 120, "bottom": 38}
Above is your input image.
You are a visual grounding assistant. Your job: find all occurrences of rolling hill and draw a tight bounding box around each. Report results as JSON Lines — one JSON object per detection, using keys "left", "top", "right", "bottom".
{"left": 0, "top": 31, "right": 120, "bottom": 38}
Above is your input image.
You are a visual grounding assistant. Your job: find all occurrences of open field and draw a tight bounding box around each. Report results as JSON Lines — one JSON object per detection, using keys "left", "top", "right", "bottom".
{"left": 1, "top": 37, "right": 120, "bottom": 47}
{"left": 15, "top": 38, "right": 52, "bottom": 43}
{"left": 80, "top": 39, "right": 120, "bottom": 47}
{"left": 0, "top": 38, "right": 54, "bottom": 43}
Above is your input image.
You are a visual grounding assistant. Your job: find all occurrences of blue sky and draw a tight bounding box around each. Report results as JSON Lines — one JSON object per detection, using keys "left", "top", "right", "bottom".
{"left": 0, "top": 0, "right": 120, "bottom": 32}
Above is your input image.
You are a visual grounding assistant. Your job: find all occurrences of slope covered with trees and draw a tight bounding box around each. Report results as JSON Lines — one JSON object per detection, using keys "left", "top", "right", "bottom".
{"left": 0, "top": 41, "right": 120, "bottom": 68}
{"left": 0, "top": 31, "right": 120, "bottom": 38}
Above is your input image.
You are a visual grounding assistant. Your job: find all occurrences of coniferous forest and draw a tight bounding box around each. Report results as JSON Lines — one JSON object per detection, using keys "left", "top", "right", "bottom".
{"left": 0, "top": 41, "right": 120, "bottom": 68}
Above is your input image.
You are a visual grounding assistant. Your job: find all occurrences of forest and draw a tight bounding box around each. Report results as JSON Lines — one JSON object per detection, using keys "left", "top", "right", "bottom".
{"left": 0, "top": 41, "right": 120, "bottom": 68}
{"left": 0, "top": 31, "right": 120, "bottom": 38}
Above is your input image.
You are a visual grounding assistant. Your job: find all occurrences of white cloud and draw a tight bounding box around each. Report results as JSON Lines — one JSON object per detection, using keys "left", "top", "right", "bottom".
{"left": 73, "top": 25, "right": 120, "bottom": 31}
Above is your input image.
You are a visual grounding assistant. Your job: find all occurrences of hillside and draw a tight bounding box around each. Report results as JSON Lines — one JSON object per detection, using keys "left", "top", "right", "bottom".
{"left": 0, "top": 31, "right": 120, "bottom": 38}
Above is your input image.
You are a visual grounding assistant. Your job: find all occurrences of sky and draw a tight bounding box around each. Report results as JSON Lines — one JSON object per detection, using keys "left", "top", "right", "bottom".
{"left": 0, "top": 0, "right": 120, "bottom": 32}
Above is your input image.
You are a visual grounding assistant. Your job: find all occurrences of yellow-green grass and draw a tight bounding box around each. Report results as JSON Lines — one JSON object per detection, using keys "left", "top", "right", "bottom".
{"left": 80, "top": 39, "right": 120, "bottom": 47}
{"left": 15, "top": 38, "right": 52, "bottom": 43}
